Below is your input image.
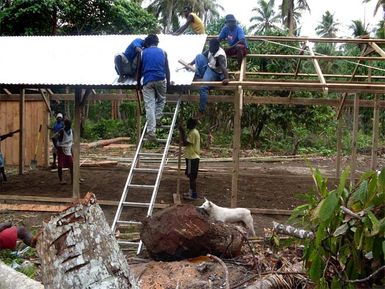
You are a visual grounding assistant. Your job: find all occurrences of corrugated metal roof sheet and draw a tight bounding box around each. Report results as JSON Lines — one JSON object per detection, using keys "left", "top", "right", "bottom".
{"left": 0, "top": 34, "right": 207, "bottom": 87}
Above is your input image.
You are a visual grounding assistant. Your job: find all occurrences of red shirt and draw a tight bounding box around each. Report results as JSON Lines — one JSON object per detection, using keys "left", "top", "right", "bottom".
{"left": 0, "top": 226, "right": 18, "bottom": 249}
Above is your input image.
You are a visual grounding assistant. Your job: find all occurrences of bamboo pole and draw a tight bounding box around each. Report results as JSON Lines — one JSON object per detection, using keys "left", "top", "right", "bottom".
{"left": 350, "top": 94, "right": 359, "bottom": 185}
{"left": 18, "top": 89, "right": 25, "bottom": 175}
{"left": 371, "top": 94, "right": 380, "bottom": 170}
{"left": 245, "top": 71, "right": 385, "bottom": 79}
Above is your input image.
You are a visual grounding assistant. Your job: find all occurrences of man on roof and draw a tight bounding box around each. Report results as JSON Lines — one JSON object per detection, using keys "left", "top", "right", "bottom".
{"left": 218, "top": 14, "right": 248, "bottom": 70}
{"left": 173, "top": 6, "right": 205, "bottom": 35}
{"left": 189, "top": 38, "right": 229, "bottom": 115}
{"left": 114, "top": 37, "right": 144, "bottom": 83}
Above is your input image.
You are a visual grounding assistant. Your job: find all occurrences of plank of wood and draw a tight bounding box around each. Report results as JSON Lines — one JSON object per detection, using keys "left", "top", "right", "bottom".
{"left": 249, "top": 208, "right": 292, "bottom": 216}
{"left": 0, "top": 203, "right": 67, "bottom": 212}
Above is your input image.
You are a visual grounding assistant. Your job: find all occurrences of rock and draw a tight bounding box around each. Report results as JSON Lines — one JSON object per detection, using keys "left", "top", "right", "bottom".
{"left": 140, "top": 204, "right": 245, "bottom": 261}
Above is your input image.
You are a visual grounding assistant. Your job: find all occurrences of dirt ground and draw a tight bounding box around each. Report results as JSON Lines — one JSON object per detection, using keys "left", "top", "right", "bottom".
{"left": 0, "top": 145, "right": 382, "bottom": 287}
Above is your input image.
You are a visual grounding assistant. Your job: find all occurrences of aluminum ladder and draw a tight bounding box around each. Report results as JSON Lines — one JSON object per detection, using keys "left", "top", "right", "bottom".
{"left": 111, "top": 98, "right": 181, "bottom": 254}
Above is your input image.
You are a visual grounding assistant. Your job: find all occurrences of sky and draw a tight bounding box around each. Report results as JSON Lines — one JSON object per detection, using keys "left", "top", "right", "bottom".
{"left": 217, "top": 0, "right": 383, "bottom": 37}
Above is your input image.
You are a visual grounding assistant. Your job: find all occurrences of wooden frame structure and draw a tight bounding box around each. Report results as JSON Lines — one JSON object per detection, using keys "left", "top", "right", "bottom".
{"left": 1, "top": 35, "right": 385, "bottom": 207}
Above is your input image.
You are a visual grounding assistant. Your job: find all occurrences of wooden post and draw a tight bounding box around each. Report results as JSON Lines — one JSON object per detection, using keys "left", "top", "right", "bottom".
{"left": 336, "top": 106, "right": 343, "bottom": 179}
{"left": 350, "top": 94, "right": 359, "bottom": 185}
{"left": 371, "top": 94, "right": 379, "bottom": 170}
{"left": 231, "top": 86, "right": 242, "bottom": 207}
{"left": 73, "top": 88, "right": 81, "bottom": 199}
{"left": 19, "top": 89, "right": 25, "bottom": 175}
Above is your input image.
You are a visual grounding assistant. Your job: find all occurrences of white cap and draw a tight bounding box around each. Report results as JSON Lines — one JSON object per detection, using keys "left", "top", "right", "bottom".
{"left": 56, "top": 113, "right": 63, "bottom": 119}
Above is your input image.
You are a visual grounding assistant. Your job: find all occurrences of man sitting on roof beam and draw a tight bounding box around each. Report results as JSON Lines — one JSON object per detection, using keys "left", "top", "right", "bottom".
{"left": 189, "top": 38, "right": 229, "bottom": 116}
{"left": 218, "top": 14, "right": 248, "bottom": 70}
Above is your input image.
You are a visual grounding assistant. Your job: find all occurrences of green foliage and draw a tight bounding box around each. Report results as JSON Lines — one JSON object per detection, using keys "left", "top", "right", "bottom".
{"left": 0, "top": 0, "right": 158, "bottom": 36}
{"left": 290, "top": 168, "right": 385, "bottom": 288}
{"left": 0, "top": 249, "right": 37, "bottom": 278}
{"left": 83, "top": 118, "right": 133, "bottom": 140}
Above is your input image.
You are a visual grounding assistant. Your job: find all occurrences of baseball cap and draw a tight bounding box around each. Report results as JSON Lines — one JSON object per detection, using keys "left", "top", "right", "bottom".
{"left": 225, "top": 14, "right": 236, "bottom": 22}
{"left": 56, "top": 113, "right": 63, "bottom": 119}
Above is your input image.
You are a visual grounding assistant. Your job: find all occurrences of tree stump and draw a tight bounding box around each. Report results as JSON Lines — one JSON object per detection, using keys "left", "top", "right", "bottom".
{"left": 36, "top": 193, "right": 132, "bottom": 289}
{"left": 141, "top": 204, "right": 245, "bottom": 261}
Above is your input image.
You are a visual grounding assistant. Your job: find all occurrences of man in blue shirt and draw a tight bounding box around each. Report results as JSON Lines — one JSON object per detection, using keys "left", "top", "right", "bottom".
{"left": 115, "top": 38, "right": 144, "bottom": 83}
{"left": 218, "top": 14, "right": 248, "bottom": 70}
{"left": 137, "top": 34, "right": 170, "bottom": 141}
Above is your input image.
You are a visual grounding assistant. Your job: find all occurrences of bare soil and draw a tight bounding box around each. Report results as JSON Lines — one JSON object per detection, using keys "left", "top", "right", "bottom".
{"left": 0, "top": 145, "right": 381, "bottom": 287}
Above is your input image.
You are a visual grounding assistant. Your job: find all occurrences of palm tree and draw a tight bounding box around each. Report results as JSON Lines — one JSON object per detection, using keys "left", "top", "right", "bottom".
{"left": 249, "top": 0, "right": 280, "bottom": 34}
{"left": 146, "top": 0, "right": 222, "bottom": 33}
{"left": 281, "top": 0, "right": 310, "bottom": 35}
{"left": 349, "top": 20, "right": 369, "bottom": 37}
{"left": 362, "top": 0, "right": 385, "bottom": 32}
{"left": 315, "top": 11, "right": 340, "bottom": 38}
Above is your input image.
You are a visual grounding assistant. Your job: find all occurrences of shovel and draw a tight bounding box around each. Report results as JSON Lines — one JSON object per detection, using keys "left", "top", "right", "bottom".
{"left": 30, "top": 124, "right": 42, "bottom": 169}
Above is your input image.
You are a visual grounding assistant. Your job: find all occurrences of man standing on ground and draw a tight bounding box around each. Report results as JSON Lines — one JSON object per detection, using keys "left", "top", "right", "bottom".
{"left": 218, "top": 14, "right": 248, "bottom": 70}
{"left": 189, "top": 38, "right": 229, "bottom": 114}
{"left": 115, "top": 37, "right": 144, "bottom": 83}
{"left": 50, "top": 112, "right": 64, "bottom": 169}
{"left": 57, "top": 118, "right": 73, "bottom": 184}
{"left": 173, "top": 6, "right": 205, "bottom": 35}
{"left": 137, "top": 34, "right": 171, "bottom": 141}
{"left": 0, "top": 130, "right": 18, "bottom": 183}
{"left": 179, "top": 118, "right": 200, "bottom": 200}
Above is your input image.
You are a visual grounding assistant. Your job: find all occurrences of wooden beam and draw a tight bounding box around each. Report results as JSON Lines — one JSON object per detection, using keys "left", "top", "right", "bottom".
{"left": 19, "top": 89, "right": 25, "bottom": 175}
{"left": 371, "top": 94, "right": 380, "bottom": 170}
{"left": 0, "top": 194, "right": 169, "bottom": 208}
{"left": 245, "top": 71, "right": 385, "bottom": 79}
{"left": 336, "top": 102, "right": 343, "bottom": 179}
{"left": 350, "top": 94, "right": 359, "bottom": 185}
{"left": 39, "top": 89, "right": 52, "bottom": 114}
{"left": 2, "top": 88, "right": 11, "bottom": 95}
{"left": 73, "top": 88, "right": 82, "bottom": 199}
{"left": 231, "top": 87, "right": 241, "bottom": 207}
{"left": 243, "top": 35, "right": 385, "bottom": 44}
{"left": 0, "top": 203, "right": 67, "bottom": 212}
{"left": 246, "top": 53, "right": 385, "bottom": 61}
{"left": 307, "top": 42, "right": 328, "bottom": 95}
{"left": 369, "top": 42, "right": 385, "bottom": 58}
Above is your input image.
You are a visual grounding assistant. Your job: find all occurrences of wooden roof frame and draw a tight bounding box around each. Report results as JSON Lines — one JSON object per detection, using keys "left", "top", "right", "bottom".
{"left": 1, "top": 35, "right": 385, "bottom": 206}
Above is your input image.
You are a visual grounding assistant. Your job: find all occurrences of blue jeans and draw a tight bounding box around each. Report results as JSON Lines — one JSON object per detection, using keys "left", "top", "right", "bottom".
{"left": 194, "top": 54, "right": 224, "bottom": 112}
{"left": 143, "top": 79, "right": 166, "bottom": 134}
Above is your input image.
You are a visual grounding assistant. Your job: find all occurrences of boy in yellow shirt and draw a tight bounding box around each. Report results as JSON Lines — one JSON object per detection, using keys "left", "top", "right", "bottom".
{"left": 179, "top": 118, "right": 200, "bottom": 200}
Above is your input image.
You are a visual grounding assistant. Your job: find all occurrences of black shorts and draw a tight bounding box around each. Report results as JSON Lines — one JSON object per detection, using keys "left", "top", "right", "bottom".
{"left": 185, "top": 158, "right": 199, "bottom": 178}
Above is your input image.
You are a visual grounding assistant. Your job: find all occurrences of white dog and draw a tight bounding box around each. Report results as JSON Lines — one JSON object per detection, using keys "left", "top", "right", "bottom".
{"left": 199, "top": 198, "right": 255, "bottom": 236}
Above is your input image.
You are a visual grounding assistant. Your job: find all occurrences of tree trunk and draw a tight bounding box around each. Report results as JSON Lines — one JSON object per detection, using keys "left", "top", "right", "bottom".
{"left": 36, "top": 193, "right": 132, "bottom": 289}
{"left": 0, "top": 261, "right": 43, "bottom": 289}
{"left": 141, "top": 204, "right": 245, "bottom": 261}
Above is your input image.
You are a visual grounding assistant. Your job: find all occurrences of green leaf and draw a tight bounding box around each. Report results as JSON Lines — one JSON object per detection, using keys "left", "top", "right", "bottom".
{"left": 382, "top": 240, "right": 385, "bottom": 261}
{"left": 319, "top": 191, "right": 339, "bottom": 223}
{"left": 331, "top": 276, "right": 342, "bottom": 289}
{"left": 309, "top": 252, "right": 323, "bottom": 281}
{"left": 366, "top": 211, "right": 380, "bottom": 236}
{"left": 337, "top": 168, "right": 350, "bottom": 197}
{"left": 333, "top": 223, "right": 349, "bottom": 237}
{"left": 315, "top": 223, "right": 326, "bottom": 247}
{"left": 313, "top": 169, "right": 328, "bottom": 197}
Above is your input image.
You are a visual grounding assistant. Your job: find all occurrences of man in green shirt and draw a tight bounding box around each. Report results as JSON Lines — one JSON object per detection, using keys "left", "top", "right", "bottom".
{"left": 179, "top": 118, "right": 200, "bottom": 200}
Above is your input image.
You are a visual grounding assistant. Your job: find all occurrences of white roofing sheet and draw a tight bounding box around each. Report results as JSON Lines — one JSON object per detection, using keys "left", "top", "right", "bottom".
{"left": 0, "top": 34, "right": 207, "bottom": 86}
